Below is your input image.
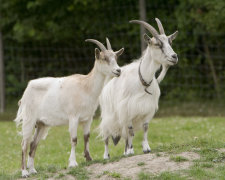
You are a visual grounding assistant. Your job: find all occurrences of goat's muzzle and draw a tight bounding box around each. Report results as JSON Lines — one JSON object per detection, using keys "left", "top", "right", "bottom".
{"left": 168, "top": 54, "right": 178, "bottom": 65}
{"left": 112, "top": 69, "right": 121, "bottom": 77}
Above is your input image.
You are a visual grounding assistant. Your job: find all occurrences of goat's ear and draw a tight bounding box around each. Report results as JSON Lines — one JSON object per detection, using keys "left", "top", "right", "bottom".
{"left": 143, "top": 34, "right": 151, "bottom": 44}
{"left": 168, "top": 31, "right": 178, "bottom": 42}
{"left": 95, "top": 48, "right": 101, "bottom": 60}
{"left": 115, "top": 48, "right": 124, "bottom": 57}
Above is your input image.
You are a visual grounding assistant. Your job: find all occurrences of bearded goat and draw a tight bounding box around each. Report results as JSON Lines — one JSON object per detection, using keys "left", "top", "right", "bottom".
{"left": 99, "top": 18, "right": 178, "bottom": 159}
{"left": 15, "top": 38, "right": 124, "bottom": 177}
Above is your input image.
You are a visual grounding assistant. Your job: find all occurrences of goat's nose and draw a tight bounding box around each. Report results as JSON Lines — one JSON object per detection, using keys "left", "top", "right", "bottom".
{"left": 116, "top": 69, "right": 121, "bottom": 74}
{"left": 172, "top": 54, "right": 178, "bottom": 59}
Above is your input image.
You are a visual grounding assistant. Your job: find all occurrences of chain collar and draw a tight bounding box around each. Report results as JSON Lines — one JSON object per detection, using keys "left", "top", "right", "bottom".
{"left": 138, "top": 60, "right": 153, "bottom": 95}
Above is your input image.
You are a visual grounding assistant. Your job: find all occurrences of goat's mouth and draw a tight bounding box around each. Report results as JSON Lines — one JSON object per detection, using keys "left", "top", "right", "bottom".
{"left": 112, "top": 71, "right": 120, "bottom": 77}
{"left": 167, "top": 59, "right": 177, "bottom": 65}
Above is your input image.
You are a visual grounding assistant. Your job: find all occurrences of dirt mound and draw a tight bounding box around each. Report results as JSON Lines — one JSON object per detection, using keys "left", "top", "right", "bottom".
{"left": 86, "top": 152, "right": 200, "bottom": 179}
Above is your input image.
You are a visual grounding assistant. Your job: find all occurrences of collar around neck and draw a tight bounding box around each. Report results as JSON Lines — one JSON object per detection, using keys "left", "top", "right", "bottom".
{"left": 138, "top": 60, "right": 153, "bottom": 95}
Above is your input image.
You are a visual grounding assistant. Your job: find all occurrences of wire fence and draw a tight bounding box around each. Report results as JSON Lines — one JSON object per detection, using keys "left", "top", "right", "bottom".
{"left": 1, "top": 0, "right": 225, "bottom": 116}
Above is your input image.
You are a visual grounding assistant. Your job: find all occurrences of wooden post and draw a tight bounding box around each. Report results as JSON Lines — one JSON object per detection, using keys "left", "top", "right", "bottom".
{"left": 139, "top": 0, "right": 147, "bottom": 52}
{"left": 0, "top": 31, "right": 5, "bottom": 113}
{"left": 202, "top": 36, "right": 220, "bottom": 99}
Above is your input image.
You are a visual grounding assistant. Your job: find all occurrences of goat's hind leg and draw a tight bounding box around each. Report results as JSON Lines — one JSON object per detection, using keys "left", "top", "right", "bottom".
{"left": 142, "top": 122, "right": 151, "bottom": 153}
{"left": 21, "top": 139, "right": 29, "bottom": 177}
{"left": 83, "top": 119, "right": 92, "bottom": 161}
{"left": 27, "top": 123, "right": 47, "bottom": 174}
{"left": 124, "top": 126, "right": 134, "bottom": 156}
{"left": 21, "top": 120, "right": 35, "bottom": 177}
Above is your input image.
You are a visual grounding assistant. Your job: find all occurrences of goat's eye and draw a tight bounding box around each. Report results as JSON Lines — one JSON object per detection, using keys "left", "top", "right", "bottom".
{"left": 155, "top": 42, "right": 163, "bottom": 48}
{"left": 102, "top": 56, "right": 107, "bottom": 61}
{"left": 104, "top": 57, "right": 110, "bottom": 63}
{"left": 155, "top": 39, "right": 162, "bottom": 48}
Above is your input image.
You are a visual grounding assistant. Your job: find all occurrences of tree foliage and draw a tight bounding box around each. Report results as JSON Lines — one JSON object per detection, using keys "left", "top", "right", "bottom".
{"left": 0, "top": 0, "right": 225, "bottom": 100}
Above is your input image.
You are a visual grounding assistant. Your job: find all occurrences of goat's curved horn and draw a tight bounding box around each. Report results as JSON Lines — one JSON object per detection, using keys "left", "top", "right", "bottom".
{"left": 85, "top": 39, "right": 107, "bottom": 51}
{"left": 106, "top": 37, "right": 112, "bottom": 50}
{"left": 129, "top": 20, "right": 159, "bottom": 38}
{"left": 155, "top": 18, "right": 165, "bottom": 34}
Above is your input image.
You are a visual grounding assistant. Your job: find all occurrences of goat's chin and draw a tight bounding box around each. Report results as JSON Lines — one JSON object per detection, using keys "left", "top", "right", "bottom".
{"left": 168, "top": 63, "right": 175, "bottom": 66}
{"left": 167, "top": 59, "right": 177, "bottom": 66}
{"left": 112, "top": 72, "right": 120, "bottom": 77}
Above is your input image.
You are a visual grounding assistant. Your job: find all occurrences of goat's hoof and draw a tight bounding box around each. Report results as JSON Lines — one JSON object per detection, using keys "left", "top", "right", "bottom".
{"left": 68, "top": 161, "right": 78, "bottom": 168}
{"left": 22, "top": 170, "right": 29, "bottom": 178}
{"left": 124, "top": 148, "right": 134, "bottom": 156}
{"left": 29, "top": 168, "right": 37, "bottom": 174}
{"left": 84, "top": 153, "right": 92, "bottom": 161}
{"left": 143, "top": 149, "right": 151, "bottom": 154}
{"left": 84, "top": 151, "right": 92, "bottom": 161}
{"left": 142, "top": 141, "right": 151, "bottom": 154}
{"left": 104, "top": 153, "right": 110, "bottom": 160}
{"left": 86, "top": 156, "right": 92, "bottom": 161}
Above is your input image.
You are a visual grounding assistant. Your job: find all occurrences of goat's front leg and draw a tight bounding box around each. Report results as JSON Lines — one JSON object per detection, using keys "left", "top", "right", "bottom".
{"left": 103, "top": 137, "right": 110, "bottom": 159}
{"left": 68, "top": 117, "right": 79, "bottom": 167}
{"left": 142, "top": 122, "right": 151, "bottom": 153}
{"left": 124, "top": 125, "right": 134, "bottom": 155}
{"left": 83, "top": 119, "right": 92, "bottom": 161}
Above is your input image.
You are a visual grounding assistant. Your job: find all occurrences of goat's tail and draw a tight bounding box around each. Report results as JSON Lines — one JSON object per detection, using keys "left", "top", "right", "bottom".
{"left": 14, "top": 99, "right": 23, "bottom": 128}
{"left": 14, "top": 99, "right": 36, "bottom": 141}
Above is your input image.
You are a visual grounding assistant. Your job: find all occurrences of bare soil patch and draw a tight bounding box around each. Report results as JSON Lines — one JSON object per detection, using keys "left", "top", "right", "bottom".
{"left": 217, "top": 148, "right": 225, "bottom": 153}
{"left": 86, "top": 152, "right": 200, "bottom": 179}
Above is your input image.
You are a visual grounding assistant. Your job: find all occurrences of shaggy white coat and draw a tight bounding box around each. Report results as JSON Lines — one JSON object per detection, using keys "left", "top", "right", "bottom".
{"left": 99, "top": 48, "right": 160, "bottom": 139}
{"left": 99, "top": 33, "right": 178, "bottom": 158}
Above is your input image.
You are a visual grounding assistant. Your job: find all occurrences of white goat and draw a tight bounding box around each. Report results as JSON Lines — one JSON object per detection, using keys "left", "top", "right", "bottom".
{"left": 14, "top": 38, "right": 124, "bottom": 177}
{"left": 99, "top": 18, "right": 178, "bottom": 159}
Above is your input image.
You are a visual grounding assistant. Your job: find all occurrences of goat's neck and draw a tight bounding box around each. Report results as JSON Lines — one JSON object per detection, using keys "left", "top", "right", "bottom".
{"left": 87, "top": 61, "right": 106, "bottom": 98}
{"left": 140, "top": 47, "right": 161, "bottom": 83}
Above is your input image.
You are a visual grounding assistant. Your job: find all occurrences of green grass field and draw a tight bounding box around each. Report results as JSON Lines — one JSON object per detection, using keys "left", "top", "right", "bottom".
{"left": 0, "top": 116, "right": 225, "bottom": 179}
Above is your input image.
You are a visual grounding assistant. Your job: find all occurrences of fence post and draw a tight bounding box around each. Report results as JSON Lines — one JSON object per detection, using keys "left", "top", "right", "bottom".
{"left": 139, "top": 0, "right": 147, "bottom": 52}
{"left": 0, "top": 31, "right": 5, "bottom": 113}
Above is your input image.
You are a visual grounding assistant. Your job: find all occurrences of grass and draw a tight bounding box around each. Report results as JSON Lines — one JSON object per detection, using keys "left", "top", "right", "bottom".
{"left": 103, "top": 171, "right": 121, "bottom": 179}
{"left": 0, "top": 114, "right": 225, "bottom": 179}
{"left": 56, "top": 173, "right": 65, "bottom": 179}
{"left": 200, "top": 162, "right": 214, "bottom": 168}
{"left": 137, "top": 162, "right": 145, "bottom": 166}
{"left": 158, "top": 101, "right": 225, "bottom": 117}
{"left": 185, "top": 163, "right": 225, "bottom": 179}
{"left": 138, "top": 171, "right": 185, "bottom": 180}
{"left": 98, "top": 171, "right": 122, "bottom": 179}
{"left": 68, "top": 166, "right": 89, "bottom": 180}
{"left": 170, "top": 156, "right": 188, "bottom": 162}
{"left": 138, "top": 162, "right": 225, "bottom": 180}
